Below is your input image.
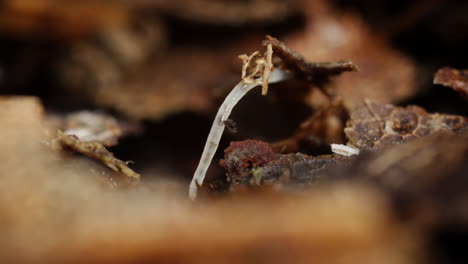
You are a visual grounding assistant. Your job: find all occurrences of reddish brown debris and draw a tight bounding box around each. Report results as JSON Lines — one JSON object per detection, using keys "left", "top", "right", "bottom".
{"left": 434, "top": 67, "right": 468, "bottom": 97}
{"left": 345, "top": 100, "right": 467, "bottom": 149}
{"left": 220, "top": 137, "right": 354, "bottom": 190}
{"left": 220, "top": 140, "right": 277, "bottom": 185}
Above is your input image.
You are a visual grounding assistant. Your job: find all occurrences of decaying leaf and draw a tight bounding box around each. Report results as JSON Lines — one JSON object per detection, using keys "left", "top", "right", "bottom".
{"left": 345, "top": 100, "right": 467, "bottom": 149}
{"left": 434, "top": 67, "right": 468, "bottom": 98}
{"left": 56, "top": 130, "right": 140, "bottom": 180}
{"left": 263, "top": 35, "right": 359, "bottom": 89}
{"left": 283, "top": 1, "right": 417, "bottom": 108}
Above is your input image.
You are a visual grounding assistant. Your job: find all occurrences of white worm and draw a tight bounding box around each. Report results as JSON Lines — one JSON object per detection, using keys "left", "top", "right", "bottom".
{"left": 189, "top": 68, "right": 290, "bottom": 199}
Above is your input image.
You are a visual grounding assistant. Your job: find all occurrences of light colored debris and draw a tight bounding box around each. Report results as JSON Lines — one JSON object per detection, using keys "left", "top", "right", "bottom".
{"left": 331, "top": 144, "right": 360, "bottom": 156}
{"left": 56, "top": 130, "right": 140, "bottom": 180}
{"left": 239, "top": 43, "right": 274, "bottom": 95}
{"left": 63, "top": 111, "right": 123, "bottom": 146}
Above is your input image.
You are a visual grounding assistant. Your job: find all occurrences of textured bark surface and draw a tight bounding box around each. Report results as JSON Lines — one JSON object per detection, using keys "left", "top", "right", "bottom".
{"left": 345, "top": 100, "right": 467, "bottom": 149}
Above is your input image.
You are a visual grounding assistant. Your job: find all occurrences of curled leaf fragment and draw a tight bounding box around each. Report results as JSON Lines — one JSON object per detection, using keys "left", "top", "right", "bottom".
{"left": 434, "top": 67, "right": 468, "bottom": 98}
{"left": 263, "top": 35, "right": 359, "bottom": 88}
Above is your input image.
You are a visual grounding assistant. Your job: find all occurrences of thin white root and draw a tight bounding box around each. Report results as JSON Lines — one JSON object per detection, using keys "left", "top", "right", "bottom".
{"left": 331, "top": 144, "right": 360, "bottom": 156}
{"left": 189, "top": 68, "right": 290, "bottom": 200}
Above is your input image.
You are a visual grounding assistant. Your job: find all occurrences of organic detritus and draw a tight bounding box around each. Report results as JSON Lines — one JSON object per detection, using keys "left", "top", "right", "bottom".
{"left": 189, "top": 41, "right": 290, "bottom": 199}
{"left": 190, "top": 36, "right": 360, "bottom": 199}
{"left": 56, "top": 130, "right": 140, "bottom": 181}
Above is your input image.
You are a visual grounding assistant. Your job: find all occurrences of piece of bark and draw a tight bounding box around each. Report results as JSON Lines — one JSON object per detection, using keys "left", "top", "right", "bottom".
{"left": 345, "top": 100, "right": 467, "bottom": 149}
{"left": 434, "top": 67, "right": 468, "bottom": 98}
{"left": 56, "top": 130, "right": 140, "bottom": 181}
{"left": 247, "top": 153, "right": 353, "bottom": 188}
{"left": 220, "top": 139, "right": 353, "bottom": 190}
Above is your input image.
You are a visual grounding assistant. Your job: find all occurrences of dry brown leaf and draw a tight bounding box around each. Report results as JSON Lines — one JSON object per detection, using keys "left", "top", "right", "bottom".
{"left": 283, "top": 1, "right": 417, "bottom": 108}
{"left": 264, "top": 35, "right": 359, "bottom": 89}
{"left": 434, "top": 67, "right": 468, "bottom": 98}
{"left": 344, "top": 100, "right": 467, "bottom": 149}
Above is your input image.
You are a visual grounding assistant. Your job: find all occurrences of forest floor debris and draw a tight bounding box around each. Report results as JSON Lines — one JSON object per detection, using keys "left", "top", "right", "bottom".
{"left": 434, "top": 67, "right": 468, "bottom": 98}
{"left": 56, "top": 130, "right": 140, "bottom": 181}
{"left": 1, "top": 0, "right": 468, "bottom": 263}
{"left": 345, "top": 100, "right": 467, "bottom": 149}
